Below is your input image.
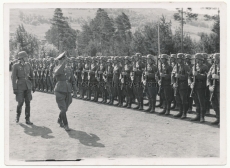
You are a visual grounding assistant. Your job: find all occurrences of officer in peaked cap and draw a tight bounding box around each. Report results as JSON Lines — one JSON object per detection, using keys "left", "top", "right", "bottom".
{"left": 207, "top": 53, "right": 220, "bottom": 125}
{"left": 157, "top": 54, "right": 173, "bottom": 115}
{"left": 189, "top": 53, "right": 208, "bottom": 122}
{"left": 171, "top": 53, "right": 191, "bottom": 119}
{"left": 11, "top": 51, "right": 35, "bottom": 125}
{"left": 53, "top": 51, "right": 77, "bottom": 131}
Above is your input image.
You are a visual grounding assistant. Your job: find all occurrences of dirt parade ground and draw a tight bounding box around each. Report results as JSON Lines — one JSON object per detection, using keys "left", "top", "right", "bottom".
{"left": 8, "top": 83, "right": 220, "bottom": 161}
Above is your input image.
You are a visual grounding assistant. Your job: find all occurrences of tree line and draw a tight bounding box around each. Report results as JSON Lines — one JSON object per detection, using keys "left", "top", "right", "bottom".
{"left": 10, "top": 8, "right": 220, "bottom": 60}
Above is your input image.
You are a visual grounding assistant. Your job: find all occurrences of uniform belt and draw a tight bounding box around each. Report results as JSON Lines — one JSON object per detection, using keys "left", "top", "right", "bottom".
{"left": 57, "top": 80, "right": 70, "bottom": 82}
{"left": 18, "top": 77, "right": 28, "bottom": 80}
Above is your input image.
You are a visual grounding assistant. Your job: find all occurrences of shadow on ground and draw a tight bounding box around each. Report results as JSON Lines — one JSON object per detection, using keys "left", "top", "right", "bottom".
{"left": 19, "top": 123, "right": 54, "bottom": 139}
{"left": 67, "top": 129, "right": 105, "bottom": 148}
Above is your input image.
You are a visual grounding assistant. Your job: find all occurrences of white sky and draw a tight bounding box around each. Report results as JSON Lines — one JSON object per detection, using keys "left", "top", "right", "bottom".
{"left": 166, "top": 7, "right": 219, "bottom": 15}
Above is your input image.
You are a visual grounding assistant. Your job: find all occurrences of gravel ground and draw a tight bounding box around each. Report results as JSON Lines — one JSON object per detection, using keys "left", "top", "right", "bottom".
{"left": 9, "top": 83, "right": 219, "bottom": 161}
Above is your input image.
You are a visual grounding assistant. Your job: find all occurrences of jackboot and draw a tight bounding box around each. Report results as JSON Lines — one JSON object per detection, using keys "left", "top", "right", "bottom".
{"left": 145, "top": 99, "right": 152, "bottom": 112}
{"left": 107, "top": 95, "right": 112, "bottom": 104}
{"left": 127, "top": 98, "right": 132, "bottom": 108}
{"left": 150, "top": 100, "right": 156, "bottom": 113}
{"left": 158, "top": 106, "right": 167, "bottom": 115}
{"left": 165, "top": 103, "right": 171, "bottom": 115}
{"left": 174, "top": 104, "right": 183, "bottom": 117}
{"left": 200, "top": 110, "right": 205, "bottom": 123}
{"left": 138, "top": 98, "right": 144, "bottom": 110}
{"left": 103, "top": 93, "right": 107, "bottom": 104}
{"left": 16, "top": 114, "right": 20, "bottom": 123}
{"left": 26, "top": 118, "right": 33, "bottom": 125}
{"left": 181, "top": 104, "right": 188, "bottom": 119}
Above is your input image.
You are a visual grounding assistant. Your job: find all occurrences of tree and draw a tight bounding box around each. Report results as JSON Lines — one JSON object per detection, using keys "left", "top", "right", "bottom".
{"left": 173, "top": 8, "right": 198, "bottom": 52}
{"left": 43, "top": 43, "right": 59, "bottom": 57}
{"left": 45, "top": 8, "right": 77, "bottom": 53}
{"left": 203, "top": 8, "right": 220, "bottom": 52}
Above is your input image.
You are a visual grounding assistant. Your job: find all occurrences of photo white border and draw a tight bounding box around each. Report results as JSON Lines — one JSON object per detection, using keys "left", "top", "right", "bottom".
{"left": 2, "top": 1, "right": 228, "bottom": 166}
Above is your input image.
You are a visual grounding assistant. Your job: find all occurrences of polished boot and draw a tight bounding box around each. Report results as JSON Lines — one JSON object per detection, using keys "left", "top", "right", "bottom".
{"left": 145, "top": 99, "right": 152, "bottom": 112}
{"left": 174, "top": 104, "right": 183, "bottom": 117}
{"left": 26, "top": 118, "right": 33, "bottom": 125}
{"left": 109, "top": 96, "right": 114, "bottom": 105}
{"left": 181, "top": 104, "right": 188, "bottom": 119}
{"left": 127, "top": 98, "right": 131, "bottom": 108}
{"left": 165, "top": 103, "right": 171, "bottom": 115}
{"left": 16, "top": 114, "right": 20, "bottom": 123}
{"left": 103, "top": 93, "right": 107, "bottom": 104}
{"left": 200, "top": 110, "right": 205, "bottom": 123}
{"left": 211, "top": 110, "right": 220, "bottom": 125}
{"left": 119, "top": 96, "right": 123, "bottom": 107}
{"left": 150, "top": 100, "right": 156, "bottom": 113}
{"left": 138, "top": 98, "right": 143, "bottom": 110}
{"left": 107, "top": 95, "right": 112, "bottom": 104}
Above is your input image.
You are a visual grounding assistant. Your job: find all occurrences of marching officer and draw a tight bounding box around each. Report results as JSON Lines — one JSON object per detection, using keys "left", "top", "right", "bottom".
{"left": 53, "top": 52, "right": 77, "bottom": 131}
{"left": 157, "top": 54, "right": 173, "bottom": 115}
{"left": 171, "top": 53, "right": 190, "bottom": 118}
{"left": 189, "top": 53, "right": 208, "bottom": 122}
{"left": 143, "top": 54, "right": 158, "bottom": 113}
{"left": 11, "top": 51, "right": 35, "bottom": 124}
{"left": 207, "top": 53, "right": 220, "bottom": 125}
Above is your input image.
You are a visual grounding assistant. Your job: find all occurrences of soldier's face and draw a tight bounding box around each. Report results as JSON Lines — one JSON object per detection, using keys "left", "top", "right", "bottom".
{"left": 214, "top": 58, "right": 219, "bottom": 64}
{"left": 23, "top": 57, "right": 28, "bottom": 62}
{"left": 161, "top": 58, "right": 166, "bottom": 63}
{"left": 147, "top": 59, "right": 152, "bottom": 64}
{"left": 177, "top": 58, "right": 182, "bottom": 64}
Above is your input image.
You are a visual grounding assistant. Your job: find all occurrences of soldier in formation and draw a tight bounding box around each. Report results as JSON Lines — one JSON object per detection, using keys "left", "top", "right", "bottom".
{"left": 11, "top": 51, "right": 220, "bottom": 128}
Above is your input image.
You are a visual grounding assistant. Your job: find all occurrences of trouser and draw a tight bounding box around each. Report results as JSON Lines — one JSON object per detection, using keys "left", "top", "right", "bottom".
{"left": 133, "top": 81, "right": 144, "bottom": 103}
{"left": 193, "top": 88, "right": 206, "bottom": 119}
{"left": 175, "top": 88, "right": 188, "bottom": 113}
{"left": 160, "top": 85, "right": 173, "bottom": 111}
{"left": 187, "top": 87, "right": 193, "bottom": 110}
{"left": 211, "top": 90, "right": 220, "bottom": 119}
{"left": 55, "top": 91, "right": 72, "bottom": 125}
{"left": 16, "top": 89, "right": 32, "bottom": 120}
{"left": 205, "top": 86, "right": 210, "bottom": 112}
{"left": 146, "top": 84, "right": 158, "bottom": 109}
{"left": 47, "top": 76, "right": 53, "bottom": 91}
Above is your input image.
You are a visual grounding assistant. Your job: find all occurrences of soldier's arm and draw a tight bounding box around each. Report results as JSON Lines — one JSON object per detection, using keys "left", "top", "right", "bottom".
{"left": 188, "top": 66, "right": 193, "bottom": 84}
{"left": 53, "top": 63, "right": 65, "bottom": 76}
{"left": 11, "top": 64, "right": 18, "bottom": 90}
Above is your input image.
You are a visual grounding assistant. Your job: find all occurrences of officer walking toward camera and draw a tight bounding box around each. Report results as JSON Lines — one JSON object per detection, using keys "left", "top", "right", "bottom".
{"left": 11, "top": 51, "right": 35, "bottom": 125}
{"left": 53, "top": 52, "right": 77, "bottom": 131}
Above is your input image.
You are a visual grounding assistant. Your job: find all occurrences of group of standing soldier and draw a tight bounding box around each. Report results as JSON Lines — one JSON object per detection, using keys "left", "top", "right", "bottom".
{"left": 11, "top": 51, "right": 220, "bottom": 131}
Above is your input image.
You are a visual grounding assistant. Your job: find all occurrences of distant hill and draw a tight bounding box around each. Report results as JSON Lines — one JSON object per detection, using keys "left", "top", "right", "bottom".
{"left": 10, "top": 8, "right": 214, "bottom": 42}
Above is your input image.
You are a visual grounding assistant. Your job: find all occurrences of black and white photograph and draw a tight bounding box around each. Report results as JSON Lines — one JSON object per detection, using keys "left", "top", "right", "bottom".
{"left": 4, "top": 1, "right": 227, "bottom": 166}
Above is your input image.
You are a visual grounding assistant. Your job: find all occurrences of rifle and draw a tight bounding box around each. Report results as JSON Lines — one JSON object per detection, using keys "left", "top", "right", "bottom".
{"left": 189, "top": 58, "right": 196, "bottom": 97}
{"left": 88, "top": 62, "right": 91, "bottom": 87}
{"left": 158, "top": 56, "right": 163, "bottom": 95}
{"left": 121, "top": 64, "right": 125, "bottom": 90}
{"left": 210, "top": 60, "right": 216, "bottom": 101}
{"left": 174, "top": 57, "right": 178, "bottom": 96}
{"left": 131, "top": 59, "right": 136, "bottom": 87}
{"left": 143, "top": 57, "right": 148, "bottom": 91}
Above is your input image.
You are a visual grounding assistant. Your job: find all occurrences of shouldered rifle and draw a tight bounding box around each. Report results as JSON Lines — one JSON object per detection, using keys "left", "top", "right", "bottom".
{"left": 158, "top": 56, "right": 163, "bottom": 95}
{"left": 189, "top": 58, "right": 196, "bottom": 97}
{"left": 143, "top": 58, "right": 148, "bottom": 91}
{"left": 88, "top": 63, "right": 91, "bottom": 87}
{"left": 174, "top": 57, "right": 178, "bottom": 96}
{"left": 210, "top": 60, "right": 216, "bottom": 101}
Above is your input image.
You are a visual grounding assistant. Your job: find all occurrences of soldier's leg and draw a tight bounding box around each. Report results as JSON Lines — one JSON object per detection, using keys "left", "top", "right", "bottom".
{"left": 24, "top": 90, "right": 33, "bottom": 124}
{"left": 15, "top": 90, "right": 25, "bottom": 123}
{"left": 197, "top": 89, "right": 206, "bottom": 122}
{"left": 174, "top": 89, "right": 183, "bottom": 117}
{"left": 159, "top": 88, "right": 167, "bottom": 114}
{"left": 211, "top": 92, "right": 220, "bottom": 124}
{"left": 181, "top": 89, "right": 189, "bottom": 119}
{"left": 55, "top": 92, "right": 69, "bottom": 129}
{"left": 205, "top": 87, "right": 210, "bottom": 114}
{"left": 191, "top": 91, "right": 201, "bottom": 121}
{"left": 166, "top": 86, "right": 173, "bottom": 115}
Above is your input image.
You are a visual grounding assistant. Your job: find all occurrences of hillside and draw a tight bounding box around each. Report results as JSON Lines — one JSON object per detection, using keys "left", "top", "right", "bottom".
{"left": 10, "top": 8, "right": 214, "bottom": 42}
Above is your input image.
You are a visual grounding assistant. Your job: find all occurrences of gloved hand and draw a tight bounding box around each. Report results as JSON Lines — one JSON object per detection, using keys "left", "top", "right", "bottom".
{"left": 13, "top": 89, "right": 17, "bottom": 94}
